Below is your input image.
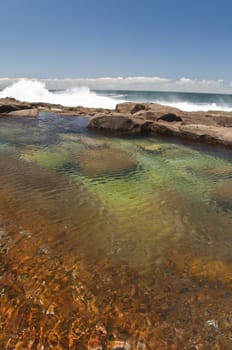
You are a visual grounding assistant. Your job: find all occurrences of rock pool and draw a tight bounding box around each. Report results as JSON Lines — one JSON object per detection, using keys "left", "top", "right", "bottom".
{"left": 0, "top": 113, "right": 232, "bottom": 349}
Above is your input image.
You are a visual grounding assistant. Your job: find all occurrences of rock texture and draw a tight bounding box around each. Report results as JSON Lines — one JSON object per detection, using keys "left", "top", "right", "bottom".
{"left": 77, "top": 148, "right": 137, "bottom": 176}
{"left": 88, "top": 102, "right": 232, "bottom": 147}
{"left": 88, "top": 113, "right": 153, "bottom": 135}
{"left": 0, "top": 98, "right": 231, "bottom": 147}
{"left": 0, "top": 98, "right": 38, "bottom": 117}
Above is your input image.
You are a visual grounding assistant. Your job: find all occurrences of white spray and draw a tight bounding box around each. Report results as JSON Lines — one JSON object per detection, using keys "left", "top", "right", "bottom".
{"left": 0, "top": 79, "right": 123, "bottom": 109}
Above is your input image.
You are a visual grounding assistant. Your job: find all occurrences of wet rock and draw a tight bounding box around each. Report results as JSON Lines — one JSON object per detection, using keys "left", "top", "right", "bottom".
{"left": 80, "top": 136, "right": 107, "bottom": 148}
{"left": 77, "top": 148, "right": 137, "bottom": 176}
{"left": 150, "top": 121, "right": 232, "bottom": 147}
{"left": 179, "top": 124, "right": 232, "bottom": 146}
{"left": 149, "top": 120, "right": 180, "bottom": 136}
{"left": 7, "top": 108, "right": 38, "bottom": 117}
{"left": 0, "top": 98, "right": 38, "bottom": 117}
{"left": 88, "top": 102, "right": 232, "bottom": 147}
{"left": 212, "top": 181, "right": 232, "bottom": 211}
{"left": 206, "top": 319, "right": 219, "bottom": 329}
{"left": 88, "top": 335, "right": 104, "bottom": 350}
{"left": 136, "top": 340, "right": 147, "bottom": 349}
{"left": 157, "top": 113, "right": 182, "bottom": 122}
{"left": 0, "top": 97, "right": 34, "bottom": 113}
{"left": 116, "top": 102, "right": 146, "bottom": 114}
{"left": 1, "top": 97, "right": 232, "bottom": 147}
{"left": 188, "top": 257, "right": 232, "bottom": 286}
{"left": 88, "top": 113, "right": 153, "bottom": 135}
{"left": 108, "top": 340, "right": 132, "bottom": 350}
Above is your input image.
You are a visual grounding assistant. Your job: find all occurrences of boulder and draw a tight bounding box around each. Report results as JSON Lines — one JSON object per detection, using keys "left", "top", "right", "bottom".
{"left": 115, "top": 102, "right": 146, "bottom": 114}
{"left": 7, "top": 108, "right": 38, "bottom": 117}
{"left": 149, "top": 121, "right": 232, "bottom": 147}
{"left": 0, "top": 98, "right": 38, "bottom": 117}
{"left": 212, "top": 182, "right": 232, "bottom": 211}
{"left": 1, "top": 98, "right": 232, "bottom": 148}
{"left": 88, "top": 113, "right": 153, "bottom": 135}
{"left": 149, "top": 121, "right": 181, "bottom": 136}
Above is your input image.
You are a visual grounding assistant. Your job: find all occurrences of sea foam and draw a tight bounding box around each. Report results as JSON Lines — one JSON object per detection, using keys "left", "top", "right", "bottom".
{"left": 0, "top": 79, "right": 232, "bottom": 112}
{"left": 154, "top": 100, "right": 232, "bottom": 112}
{"left": 0, "top": 79, "right": 122, "bottom": 109}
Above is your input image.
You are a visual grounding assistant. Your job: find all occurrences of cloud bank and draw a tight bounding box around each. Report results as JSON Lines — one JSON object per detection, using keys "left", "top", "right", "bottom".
{"left": 0, "top": 76, "right": 231, "bottom": 93}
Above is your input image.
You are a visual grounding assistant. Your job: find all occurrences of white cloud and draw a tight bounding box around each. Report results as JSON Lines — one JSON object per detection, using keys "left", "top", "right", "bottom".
{"left": 176, "top": 77, "right": 225, "bottom": 90}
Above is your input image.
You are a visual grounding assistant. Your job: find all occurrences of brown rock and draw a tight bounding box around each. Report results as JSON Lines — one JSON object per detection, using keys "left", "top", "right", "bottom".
{"left": 0, "top": 98, "right": 38, "bottom": 117}
{"left": 149, "top": 121, "right": 181, "bottom": 136}
{"left": 0, "top": 97, "right": 34, "bottom": 113}
{"left": 7, "top": 108, "right": 38, "bottom": 117}
{"left": 179, "top": 124, "right": 232, "bottom": 146}
{"left": 77, "top": 148, "right": 137, "bottom": 176}
{"left": 115, "top": 102, "right": 146, "bottom": 114}
{"left": 107, "top": 340, "right": 132, "bottom": 350}
{"left": 212, "top": 181, "right": 232, "bottom": 211}
{"left": 88, "top": 113, "right": 152, "bottom": 135}
{"left": 1, "top": 98, "right": 232, "bottom": 147}
{"left": 149, "top": 121, "right": 232, "bottom": 147}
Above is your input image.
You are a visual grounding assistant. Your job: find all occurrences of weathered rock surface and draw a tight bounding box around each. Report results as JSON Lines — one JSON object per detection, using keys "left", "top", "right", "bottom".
{"left": 88, "top": 102, "right": 232, "bottom": 147}
{"left": 0, "top": 98, "right": 38, "bottom": 117}
{"left": 149, "top": 122, "right": 232, "bottom": 146}
{"left": 88, "top": 112, "right": 153, "bottom": 135}
{"left": 212, "top": 181, "right": 232, "bottom": 211}
{"left": 0, "top": 98, "right": 232, "bottom": 147}
{"left": 32, "top": 101, "right": 110, "bottom": 116}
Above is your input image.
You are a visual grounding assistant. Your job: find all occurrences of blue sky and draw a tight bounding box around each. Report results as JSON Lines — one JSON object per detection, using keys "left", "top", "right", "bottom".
{"left": 0, "top": 0, "right": 232, "bottom": 83}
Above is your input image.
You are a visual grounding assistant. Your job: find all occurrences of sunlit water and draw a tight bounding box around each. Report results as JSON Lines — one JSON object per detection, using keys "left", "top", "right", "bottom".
{"left": 0, "top": 113, "right": 232, "bottom": 349}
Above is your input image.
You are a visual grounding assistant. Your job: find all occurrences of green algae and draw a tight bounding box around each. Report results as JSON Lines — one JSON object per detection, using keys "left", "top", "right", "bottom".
{"left": 21, "top": 149, "right": 70, "bottom": 169}
{"left": 20, "top": 141, "right": 86, "bottom": 170}
{"left": 1, "top": 114, "right": 232, "bottom": 349}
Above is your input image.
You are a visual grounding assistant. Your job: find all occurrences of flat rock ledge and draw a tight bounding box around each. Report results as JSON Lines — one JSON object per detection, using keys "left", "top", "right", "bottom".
{"left": 88, "top": 102, "right": 232, "bottom": 147}
{"left": 0, "top": 98, "right": 39, "bottom": 117}
{"left": 0, "top": 98, "right": 232, "bottom": 147}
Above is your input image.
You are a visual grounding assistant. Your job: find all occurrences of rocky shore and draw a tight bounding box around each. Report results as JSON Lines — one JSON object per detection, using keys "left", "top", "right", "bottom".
{"left": 1, "top": 97, "right": 232, "bottom": 147}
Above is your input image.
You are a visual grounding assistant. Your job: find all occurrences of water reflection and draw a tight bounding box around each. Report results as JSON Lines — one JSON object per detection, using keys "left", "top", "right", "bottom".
{"left": 0, "top": 114, "right": 232, "bottom": 349}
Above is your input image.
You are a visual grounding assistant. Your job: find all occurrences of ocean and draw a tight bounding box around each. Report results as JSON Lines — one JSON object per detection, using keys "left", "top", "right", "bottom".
{"left": 1, "top": 79, "right": 232, "bottom": 111}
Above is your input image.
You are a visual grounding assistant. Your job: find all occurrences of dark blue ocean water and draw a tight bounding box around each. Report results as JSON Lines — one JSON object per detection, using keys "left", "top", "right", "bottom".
{"left": 96, "top": 89, "right": 232, "bottom": 111}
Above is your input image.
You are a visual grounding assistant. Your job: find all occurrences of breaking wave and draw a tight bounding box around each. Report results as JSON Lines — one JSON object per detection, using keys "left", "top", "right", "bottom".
{"left": 154, "top": 100, "right": 232, "bottom": 112}
{"left": 1, "top": 79, "right": 232, "bottom": 111}
{"left": 0, "top": 79, "right": 123, "bottom": 109}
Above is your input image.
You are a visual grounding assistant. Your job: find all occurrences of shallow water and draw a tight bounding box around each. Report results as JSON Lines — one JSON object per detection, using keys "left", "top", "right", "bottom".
{"left": 0, "top": 113, "right": 232, "bottom": 349}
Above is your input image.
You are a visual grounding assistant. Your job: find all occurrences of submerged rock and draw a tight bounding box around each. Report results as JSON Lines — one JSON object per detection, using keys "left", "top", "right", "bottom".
{"left": 80, "top": 136, "right": 107, "bottom": 148}
{"left": 212, "top": 181, "right": 232, "bottom": 211}
{"left": 108, "top": 340, "right": 132, "bottom": 350}
{"left": 77, "top": 148, "right": 137, "bottom": 176}
{"left": 21, "top": 148, "right": 70, "bottom": 169}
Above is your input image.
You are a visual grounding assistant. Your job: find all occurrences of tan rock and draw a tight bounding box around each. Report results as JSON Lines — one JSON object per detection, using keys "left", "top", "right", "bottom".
{"left": 88, "top": 113, "right": 153, "bottom": 135}
{"left": 0, "top": 97, "right": 36, "bottom": 115}
{"left": 7, "top": 108, "right": 38, "bottom": 117}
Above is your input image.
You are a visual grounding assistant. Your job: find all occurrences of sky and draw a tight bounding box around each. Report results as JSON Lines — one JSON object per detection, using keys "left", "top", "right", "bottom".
{"left": 1, "top": 0, "right": 232, "bottom": 92}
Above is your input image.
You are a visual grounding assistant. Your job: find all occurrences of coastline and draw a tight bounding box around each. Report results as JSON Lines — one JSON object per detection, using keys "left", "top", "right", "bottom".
{"left": 1, "top": 97, "right": 232, "bottom": 148}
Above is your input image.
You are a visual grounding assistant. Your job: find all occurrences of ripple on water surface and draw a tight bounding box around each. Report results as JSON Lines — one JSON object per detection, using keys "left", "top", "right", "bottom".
{"left": 0, "top": 114, "right": 232, "bottom": 348}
